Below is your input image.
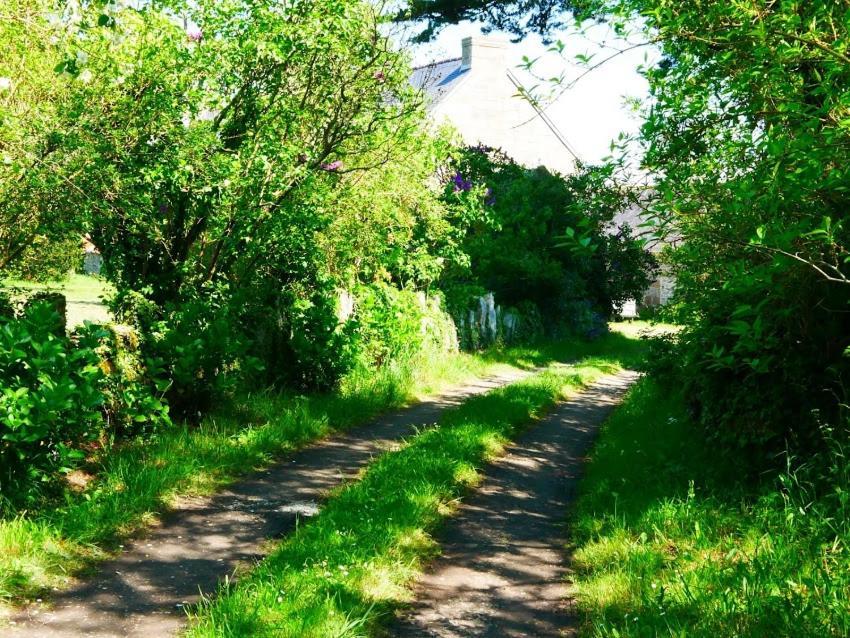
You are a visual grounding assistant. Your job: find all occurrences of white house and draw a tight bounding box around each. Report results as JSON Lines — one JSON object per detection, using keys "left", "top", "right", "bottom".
{"left": 413, "top": 36, "right": 674, "bottom": 313}
{"left": 411, "top": 36, "right": 579, "bottom": 175}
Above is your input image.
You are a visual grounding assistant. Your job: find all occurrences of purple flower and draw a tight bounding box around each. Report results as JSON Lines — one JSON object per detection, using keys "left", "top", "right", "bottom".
{"left": 373, "top": 70, "right": 386, "bottom": 82}
{"left": 452, "top": 172, "right": 472, "bottom": 193}
{"left": 321, "top": 160, "right": 343, "bottom": 172}
{"left": 187, "top": 27, "right": 203, "bottom": 43}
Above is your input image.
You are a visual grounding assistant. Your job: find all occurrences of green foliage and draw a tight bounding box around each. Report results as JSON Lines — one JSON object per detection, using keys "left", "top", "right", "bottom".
{"left": 409, "top": 0, "right": 850, "bottom": 455}
{"left": 5, "top": 236, "right": 82, "bottom": 282}
{"left": 262, "top": 283, "right": 353, "bottom": 393}
{"left": 0, "top": 1, "right": 85, "bottom": 274}
{"left": 0, "top": 329, "right": 576, "bottom": 603}
{"left": 572, "top": 377, "right": 850, "bottom": 637}
{"left": 0, "top": 303, "right": 103, "bottom": 498}
{"left": 54, "top": 0, "right": 424, "bottom": 306}
{"left": 441, "top": 147, "right": 655, "bottom": 336}
{"left": 319, "top": 127, "right": 463, "bottom": 290}
{"left": 117, "top": 285, "right": 260, "bottom": 419}
{"left": 352, "top": 283, "right": 457, "bottom": 369}
{"left": 19, "top": 0, "right": 474, "bottom": 410}
{"left": 73, "top": 323, "right": 171, "bottom": 438}
{"left": 583, "top": 0, "right": 850, "bottom": 448}
{"left": 397, "top": 0, "right": 574, "bottom": 41}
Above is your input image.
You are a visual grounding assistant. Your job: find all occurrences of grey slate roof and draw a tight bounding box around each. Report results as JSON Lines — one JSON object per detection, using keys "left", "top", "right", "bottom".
{"left": 410, "top": 58, "right": 468, "bottom": 106}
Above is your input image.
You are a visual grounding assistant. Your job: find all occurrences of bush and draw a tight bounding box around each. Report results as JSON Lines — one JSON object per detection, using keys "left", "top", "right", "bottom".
{"left": 670, "top": 266, "right": 848, "bottom": 451}
{"left": 352, "top": 283, "right": 457, "bottom": 368}
{"left": 155, "top": 288, "right": 259, "bottom": 418}
{"left": 440, "top": 147, "right": 656, "bottom": 337}
{"left": 108, "top": 284, "right": 259, "bottom": 419}
{"left": 73, "top": 323, "right": 171, "bottom": 438}
{"left": 277, "top": 289, "right": 354, "bottom": 392}
{"left": 0, "top": 302, "right": 103, "bottom": 499}
{"left": 5, "top": 236, "right": 83, "bottom": 282}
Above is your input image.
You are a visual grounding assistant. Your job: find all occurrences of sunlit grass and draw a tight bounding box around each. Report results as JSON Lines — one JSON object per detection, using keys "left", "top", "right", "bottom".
{"left": 2, "top": 273, "right": 113, "bottom": 326}
{"left": 570, "top": 378, "right": 850, "bottom": 637}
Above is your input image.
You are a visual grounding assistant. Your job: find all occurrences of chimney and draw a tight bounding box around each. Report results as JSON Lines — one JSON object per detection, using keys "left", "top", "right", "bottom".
{"left": 461, "top": 36, "right": 508, "bottom": 71}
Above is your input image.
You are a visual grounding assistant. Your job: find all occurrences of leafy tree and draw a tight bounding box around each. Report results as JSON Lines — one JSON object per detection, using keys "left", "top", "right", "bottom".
{"left": 58, "top": 0, "right": 421, "bottom": 305}
{"left": 419, "top": 0, "right": 850, "bottom": 448}
{"left": 0, "top": 0, "right": 83, "bottom": 272}
{"left": 33, "top": 0, "right": 454, "bottom": 401}
{"left": 441, "top": 146, "right": 655, "bottom": 329}
{"left": 318, "top": 127, "right": 465, "bottom": 292}
{"left": 397, "top": 0, "right": 575, "bottom": 41}
{"left": 5, "top": 236, "right": 82, "bottom": 282}
{"left": 597, "top": 0, "right": 850, "bottom": 448}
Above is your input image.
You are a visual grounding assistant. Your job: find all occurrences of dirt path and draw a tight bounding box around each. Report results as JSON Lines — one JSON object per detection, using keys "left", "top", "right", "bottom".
{"left": 389, "top": 371, "right": 639, "bottom": 638}
{"left": 3, "top": 368, "right": 533, "bottom": 638}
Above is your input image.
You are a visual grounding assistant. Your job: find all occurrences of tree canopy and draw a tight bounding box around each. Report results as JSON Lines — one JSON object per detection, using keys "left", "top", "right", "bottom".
{"left": 397, "top": 0, "right": 577, "bottom": 41}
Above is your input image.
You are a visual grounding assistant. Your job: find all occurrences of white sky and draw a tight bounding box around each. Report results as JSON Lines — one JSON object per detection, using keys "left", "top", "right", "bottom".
{"left": 407, "top": 21, "right": 659, "bottom": 165}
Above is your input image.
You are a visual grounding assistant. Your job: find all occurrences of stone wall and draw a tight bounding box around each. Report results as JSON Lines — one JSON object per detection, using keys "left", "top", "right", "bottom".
{"left": 456, "top": 292, "right": 543, "bottom": 350}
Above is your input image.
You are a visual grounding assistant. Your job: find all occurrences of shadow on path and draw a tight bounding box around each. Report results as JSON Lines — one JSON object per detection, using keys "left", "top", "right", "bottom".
{"left": 389, "top": 371, "right": 639, "bottom": 638}
{"left": 3, "top": 371, "right": 533, "bottom": 638}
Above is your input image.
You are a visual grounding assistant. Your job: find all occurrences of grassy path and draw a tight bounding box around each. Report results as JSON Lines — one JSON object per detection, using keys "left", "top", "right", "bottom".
{"left": 2, "top": 369, "right": 534, "bottom": 638}
{"left": 0, "top": 327, "right": 645, "bottom": 637}
{"left": 183, "top": 358, "right": 636, "bottom": 637}
{"left": 568, "top": 378, "right": 850, "bottom": 637}
{"left": 390, "top": 371, "right": 638, "bottom": 638}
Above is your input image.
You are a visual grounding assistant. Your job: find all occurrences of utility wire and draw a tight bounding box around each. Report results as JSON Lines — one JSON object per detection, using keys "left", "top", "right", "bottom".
{"left": 506, "top": 69, "right": 582, "bottom": 163}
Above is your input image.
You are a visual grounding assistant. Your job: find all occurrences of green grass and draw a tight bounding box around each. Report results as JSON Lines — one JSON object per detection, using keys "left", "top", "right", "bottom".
{"left": 475, "top": 322, "right": 649, "bottom": 371}
{"left": 570, "top": 378, "right": 850, "bottom": 637}
{"left": 184, "top": 355, "right": 628, "bottom": 638}
{"left": 2, "top": 273, "right": 113, "bottom": 327}
{"left": 0, "top": 330, "right": 643, "bottom": 609}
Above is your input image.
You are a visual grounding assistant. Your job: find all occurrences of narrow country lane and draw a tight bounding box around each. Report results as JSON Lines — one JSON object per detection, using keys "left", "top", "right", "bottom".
{"left": 391, "top": 371, "right": 639, "bottom": 638}
{"left": 3, "top": 369, "right": 534, "bottom": 638}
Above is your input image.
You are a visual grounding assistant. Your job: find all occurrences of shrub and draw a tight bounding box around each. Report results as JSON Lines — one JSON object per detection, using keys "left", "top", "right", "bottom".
{"left": 670, "top": 266, "right": 847, "bottom": 450}
{"left": 23, "top": 291, "right": 66, "bottom": 334}
{"left": 108, "top": 284, "right": 259, "bottom": 419}
{"left": 0, "top": 302, "right": 103, "bottom": 499}
{"left": 107, "top": 288, "right": 161, "bottom": 331}
{"left": 5, "top": 236, "right": 83, "bottom": 282}
{"left": 440, "top": 147, "right": 656, "bottom": 337}
{"left": 273, "top": 288, "right": 354, "bottom": 392}
{"left": 352, "top": 283, "right": 457, "bottom": 368}
{"left": 152, "top": 287, "right": 259, "bottom": 419}
{"left": 73, "top": 323, "right": 171, "bottom": 438}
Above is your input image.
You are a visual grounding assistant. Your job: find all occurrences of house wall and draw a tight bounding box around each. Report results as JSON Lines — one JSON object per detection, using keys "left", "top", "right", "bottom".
{"left": 642, "top": 273, "right": 676, "bottom": 307}
{"left": 430, "top": 37, "right": 576, "bottom": 176}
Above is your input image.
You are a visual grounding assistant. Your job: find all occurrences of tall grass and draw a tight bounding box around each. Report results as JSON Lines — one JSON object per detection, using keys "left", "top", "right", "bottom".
{"left": 185, "top": 358, "right": 624, "bottom": 637}
{"left": 571, "top": 378, "right": 850, "bottom": 637}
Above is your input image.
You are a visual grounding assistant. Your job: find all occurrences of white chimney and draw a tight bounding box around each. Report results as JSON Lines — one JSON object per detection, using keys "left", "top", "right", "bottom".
{"left": 461, "top": 36, "right": 509, "bottom": 71}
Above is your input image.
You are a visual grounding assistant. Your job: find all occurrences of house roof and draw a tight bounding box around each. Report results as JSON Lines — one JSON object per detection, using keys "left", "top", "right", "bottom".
{"left": 410, "top": 58, "right": 468, "bottom": 106}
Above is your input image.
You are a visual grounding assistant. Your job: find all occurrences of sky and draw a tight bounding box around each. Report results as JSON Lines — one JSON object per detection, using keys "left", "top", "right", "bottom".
{"left": 406, "top": 20, "right": 659, "bottom": 165}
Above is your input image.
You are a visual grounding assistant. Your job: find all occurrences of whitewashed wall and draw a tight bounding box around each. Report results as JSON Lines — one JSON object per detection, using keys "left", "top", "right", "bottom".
{"left": 430, "top": 37, "right": 576, "bottom": 176}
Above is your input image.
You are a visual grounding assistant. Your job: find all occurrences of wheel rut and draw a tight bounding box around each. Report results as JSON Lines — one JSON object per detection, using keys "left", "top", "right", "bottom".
{"left": 389, "top": 371, "right": 639, "bottom": 638}
{"left": 3, "top": 368, "right": 533, "bottom": 638}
